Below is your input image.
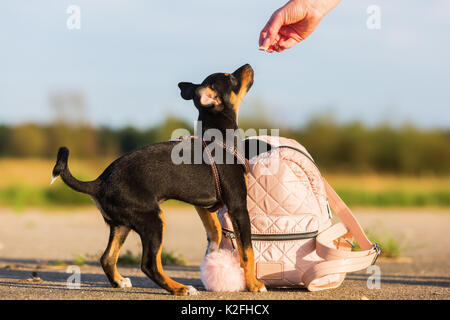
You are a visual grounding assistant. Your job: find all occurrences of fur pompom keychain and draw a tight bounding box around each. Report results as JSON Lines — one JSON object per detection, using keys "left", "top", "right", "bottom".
{"left": 200, "top": 249, "right": 245, "bottom": 292}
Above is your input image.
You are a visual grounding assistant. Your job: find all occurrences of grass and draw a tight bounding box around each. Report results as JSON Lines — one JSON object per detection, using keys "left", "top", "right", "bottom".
{"left": 335, "top": 188, "right": 450, "bottom": 207}
{"left": 0, "top": 158, "right": 113, "bottom": 188}
{"left": 0, "top": 183, "right": 190, "bottom": 212}
{"left": 161, "top": 249, "right": 188, "bottom": 266}
{"left": 0, "top": 184, "right": 93, "bottom": 211}
{"left": 50, "top": 254, "right": 86, "bottom": 267}
{"left": 73, "top": 255, "right": 86, "bottom": 266}
{"left": 46, "top": 250, "right": 186, "bottom": 267}
{"left": 353, "top": 227, "right": 406, "bottom": 259}
{"left": 51, "top": 259, "right": 66, "bottom": 267}
{"left": 327, "top": 173, "right": 450, "bottom": 207}
{"left": 0, "top": 157, "right": 110, "bottom": 211}
{"left": 0, "top": 158, "right": 450, "bottom": 210}
{"left": 117, "top": 250, "right": 140, "bottom": 266}
{"left": 117, "top": 249, "right": 187, "bottom": 266}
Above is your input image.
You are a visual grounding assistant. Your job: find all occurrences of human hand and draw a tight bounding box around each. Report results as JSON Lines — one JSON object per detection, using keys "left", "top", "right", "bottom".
{"left": 259, "top": 0, "right": 341, "bottom": 53}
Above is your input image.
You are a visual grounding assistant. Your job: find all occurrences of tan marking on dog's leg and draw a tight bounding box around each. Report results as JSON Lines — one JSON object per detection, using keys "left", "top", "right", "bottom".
{"left": 234, "top": 233, "right": 266, "bottom": 293}
{"left": 101, "top": 225, "right": 132, "bottom": 288}
{"left": 195, "top": 206, "right": 222, "bottom": 252}
{"left": 153, "top": 211, "right": 197, "bottom": 296}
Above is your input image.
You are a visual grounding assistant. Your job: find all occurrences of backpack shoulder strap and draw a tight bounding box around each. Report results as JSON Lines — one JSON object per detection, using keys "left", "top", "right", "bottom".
{"left": 302, "top": 178, "right": 380, "bottom": 291}
{"left": 323, "top": 179, "right": 375, "bottom": 251}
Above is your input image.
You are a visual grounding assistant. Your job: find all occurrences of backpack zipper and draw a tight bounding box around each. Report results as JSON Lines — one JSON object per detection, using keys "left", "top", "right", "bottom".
{"left": 222, "top": 228, "right": 318, "bottom": 241}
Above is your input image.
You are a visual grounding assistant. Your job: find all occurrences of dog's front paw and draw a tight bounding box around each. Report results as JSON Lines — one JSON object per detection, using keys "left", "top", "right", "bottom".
{"left": 115, "top": 277, "right": 132, "bottom": 288}
{"left": 257, "top": 285, "right": 267, "bottom": 293}
{"left": 247, "top": 280, "right": 267, "bottom": 293}
{"left": 186, "top": 285, "right": 199, "bottom": 295}
{"left": 173, "top": 285, "right": 199, "bottom": 296}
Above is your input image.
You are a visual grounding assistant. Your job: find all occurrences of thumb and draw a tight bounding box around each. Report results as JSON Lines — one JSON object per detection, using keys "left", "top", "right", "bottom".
{"left": 259, "top": 11, "right": 284, "bottom": 50}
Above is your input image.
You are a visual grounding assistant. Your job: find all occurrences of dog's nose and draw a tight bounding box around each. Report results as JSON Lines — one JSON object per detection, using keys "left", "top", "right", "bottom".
{"left": 233, "top": 64, "right": 254, "bottom": 79}
{"left": 241, "top": 64, "right": 254, "bottom": 81}
{"left": 241, "top": 64, "right": 253, "bottom": 72}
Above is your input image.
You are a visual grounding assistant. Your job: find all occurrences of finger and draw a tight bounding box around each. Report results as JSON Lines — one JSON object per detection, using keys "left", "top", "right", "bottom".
{"left": 261, "top": 33, "right": 280, "bottom": 52}
{"left": 266, "top": 13, "right": 284, "bottom": 47}
{"left": 259, "top": 30, "right": 267, "bottom": 47}
{"left": 259, "top": 17, "right": 272, "bottom": 48}
{"left": 278, "top": 26, "right": 304, "bottom": 43}
{"left": 259, "top": 37, "right": 271, "bottom": 51}
{"left": 266, "top": 33, "right": 290, "bottom": 53}
{"left": 266, "top": 45, "right": 275, "bottom": 53}
{"left": 277, "top": 37, "right": 298, "bottom": 50}
{"left": 274, "top": 44, "right": 283, "bottom": 53}
{"left": 259, "top": 11, "right": 284, "bottom": 50}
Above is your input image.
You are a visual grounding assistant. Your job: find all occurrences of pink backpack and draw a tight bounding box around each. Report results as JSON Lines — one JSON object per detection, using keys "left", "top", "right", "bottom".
{"left": 218, "top": 136, "right": 380, "bottom": 291}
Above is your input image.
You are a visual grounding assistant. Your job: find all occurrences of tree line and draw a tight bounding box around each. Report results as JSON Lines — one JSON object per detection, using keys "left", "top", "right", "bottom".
{"left": 0, "top": 115, "right": 449, "bottom": 175}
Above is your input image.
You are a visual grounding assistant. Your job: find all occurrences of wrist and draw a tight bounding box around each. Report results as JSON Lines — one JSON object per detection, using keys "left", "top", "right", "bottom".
{"left": 288, "top": 0, "right": 340, "bottom": 19}
{"left": 316, "top": 0, "right": 341, "bottom": 17}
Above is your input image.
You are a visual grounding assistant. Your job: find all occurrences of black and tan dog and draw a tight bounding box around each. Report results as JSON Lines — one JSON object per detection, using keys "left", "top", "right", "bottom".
{"left": 51, "top": 64, "right": 266, "bottom": 295}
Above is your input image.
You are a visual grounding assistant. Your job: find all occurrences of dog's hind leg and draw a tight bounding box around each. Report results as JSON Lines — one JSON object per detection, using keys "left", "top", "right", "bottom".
{"left": 137, "top": 208, "right": 198, "bottom": 296}
{"left": 101, "top": 224, "right": 132, "bottom": 288}
{"left": 195, "top": 206, "right": 222, "bottom": 254}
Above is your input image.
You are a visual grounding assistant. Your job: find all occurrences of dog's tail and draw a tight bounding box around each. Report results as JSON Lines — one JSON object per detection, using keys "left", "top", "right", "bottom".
{"left": 51, "top": 147, "right": 100, "bottom": 196}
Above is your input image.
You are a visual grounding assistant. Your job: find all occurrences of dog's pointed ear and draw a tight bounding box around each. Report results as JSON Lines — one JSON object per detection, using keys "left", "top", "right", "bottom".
{"left": 178, "top": 82, "right": 199, "bottom": 100}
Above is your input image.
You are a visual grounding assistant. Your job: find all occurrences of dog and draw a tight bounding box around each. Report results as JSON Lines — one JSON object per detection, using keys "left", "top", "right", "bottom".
{"left": 51, "top": 64, "right": 266, "bottom": 295}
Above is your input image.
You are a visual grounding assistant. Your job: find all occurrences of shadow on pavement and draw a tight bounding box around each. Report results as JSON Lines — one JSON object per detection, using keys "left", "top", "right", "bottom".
{"left": 2, "top": 258, "right": 448, "bottom": 294}
{"left": 347, "top": 273, "right": 450, "bottom": 288}
{"left": 0, "top": 261, "right": 204, "bottom": 296}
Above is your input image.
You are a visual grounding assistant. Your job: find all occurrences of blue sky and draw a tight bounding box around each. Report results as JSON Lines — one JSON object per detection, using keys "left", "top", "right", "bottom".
{"left": 0, "top": 1, "right": 449, "bottom": 129}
